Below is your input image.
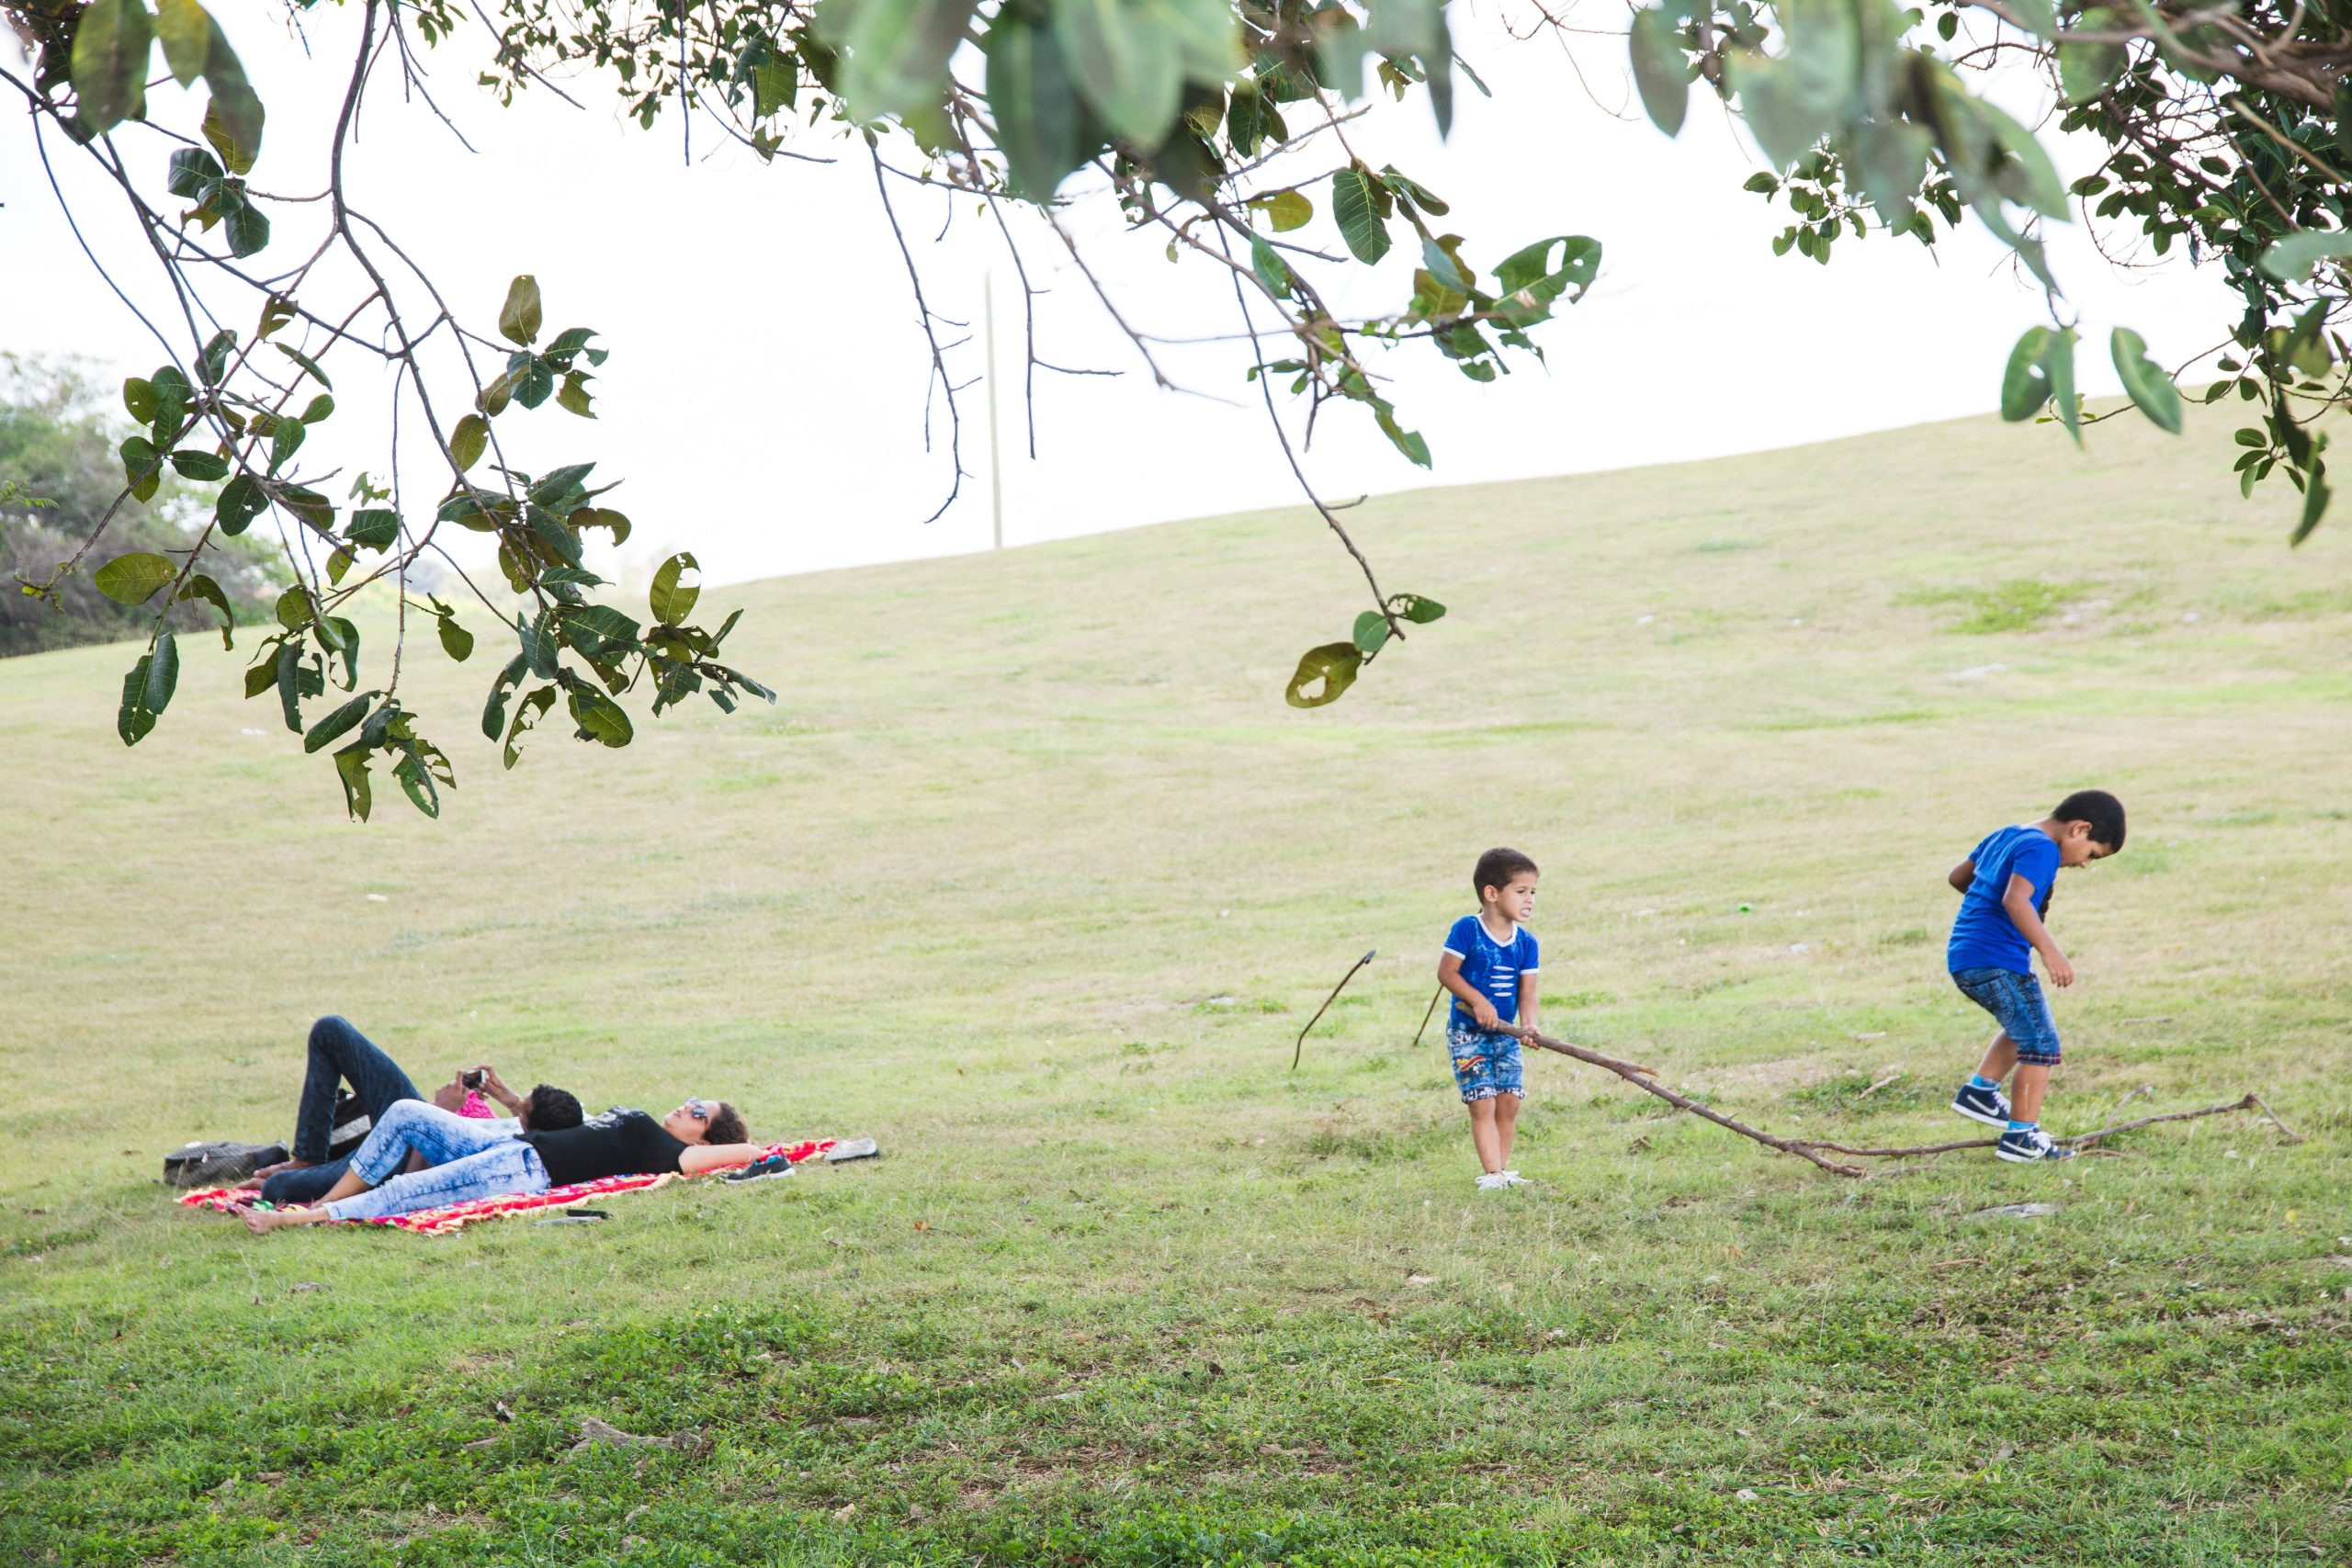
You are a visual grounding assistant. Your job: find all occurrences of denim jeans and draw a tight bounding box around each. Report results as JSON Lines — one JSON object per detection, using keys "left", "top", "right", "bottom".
{"left": 262, "top": 1017, "right": 424, "bottom": 1205}
{"left": 320, "top": 1100, "right": 548, "bottom": 1222}
{"left": 1951, "top": 966, "right": 2063, "bottom": 1066}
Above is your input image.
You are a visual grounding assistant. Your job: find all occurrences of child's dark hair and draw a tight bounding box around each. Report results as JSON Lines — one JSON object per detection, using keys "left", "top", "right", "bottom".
{"left": 1473, "top": 847, "right": 1540, "bottom": 897}
{"left": 522, "top": 1084, "right": 584, "bottom": 1132}
{"left": 2054, "top": 789, "right": 2126, "bottom": 851}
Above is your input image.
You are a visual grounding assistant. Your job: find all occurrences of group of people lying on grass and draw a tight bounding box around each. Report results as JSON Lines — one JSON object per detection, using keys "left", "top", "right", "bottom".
{"left": 236, "top": 1016, "right": 769, "bottom": 1235}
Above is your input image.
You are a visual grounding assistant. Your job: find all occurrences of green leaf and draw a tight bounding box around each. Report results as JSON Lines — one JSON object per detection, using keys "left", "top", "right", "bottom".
{"left": 119, "top": 656, "right": 157, "bottom": 747}
{"left": 169, "top": 447, "right": 229, "bottom": 481}
{"left": 499, "top": 275, "right": 543, "bottom": 346}
{"left": 269, "top": 415, "right": 306, "bottom": 472}
{"left": 70, "top": 0, "right": 152, "bottom": 134}
{"left": 215, "top": 471, "right": 266, "bottom": 535}
{"left": 196, "top": 328, "right": 234, "bottom": 388}
{"left": 650, "top": 551, "right": 702, "bottom": 624}
{"left": 303, "top": 690, "right": 376, "bottom": 753}
{"left": 275, "top": 640, "right": 302, "bottom": 732}
{"left": 119, "top": 436, "right": 163, "bottom": 502}
{"left": 1492, "top": 235, "right": 1602, "bottom": 320}
{"left": 1351, "top": 610, "right": 1391, "bottom": 655}
{"left": 1378, "top": 165, "right": 1449, "bottom": 217}
{"left": 818, "top": 0, "right": 977, "bottom": 127}
{"left": 1373, "top": 405, "right": 1431, "bottom": 468}
{"left": 1999, "top": 326, "right": 2053, "bottom": 422}
{"left": 243, "top": 651, "right": 277, "bottom": 699}
{"left": 155, "top": 0, "right": 208, "bottom": 85}
{"left": 567, "top": 685, "right": 636, "bottom": 748}
{"left": 437, "top": 612, "right": 475, "bottom": 662}
{"left": 482, "top": 652, "right": 527, "bottom": 739}
{"left": 219, "top": 186, "right": 269, "bottom": 257}
{"left": 198, "top": 25, "right": 265, "bottom": 173}
{"left": 1331, "top": 165, "right": 1392, "bottom": 265}
{"left": 275, "top": 585, "right": 313, "bottom": 631}
{"left": 520, "top": 611, "right": 560, "bottom": 679}
{"left": 166, "top": 146, "right": 222, "bottom": 200}
{"left": 2292, "top": 457, "right": 2331, "bottom": 545}
{"left": 562, "top": 604, "right": 643, "bottom": 660}
{"left": 275, "top": 342, "right": 331, "bottom": 389}
{"left": 1629, "top": 7, "right": 1690, "bottom": 138}
{"left": 393, "top": 745, "right": 446, "bottom": 819}
{"left": 1252, "top": 189, "right": 1314, "bottom": 231}
{"left": 1054, "top": 0, "right": 1183, "bottom": 148}
{"left": 320, "top": 616, "right": 361, "bottom": 690}
{"left": 1724, "top": 0, "right": 1859, "bottom": 173}
{"left": 2259, "top": 230, "right": 2352, "bottom": 284}
{"left": 144, "top": 629, "right": 179, "bottom": 714}
{"left": 1284, "top": 641, "right": 1363, "bottom": 708}
{"left": 345, "top": 508, "right": 400, "bottom": 550}
{"left": 177, "top": 572, "right": 234, "bottom": 648}
{"left": 2041, "top": 325, "right": 2080, "bottom": 447}
{"left": 2109, "top": 327, "right": 2182, "bottom": 435}
{"left": 300, "top": 393, "right": 334, "bottom": 424}
{"left": 334, "top": 743, "right": 373, "bottom": 822}
{"left": 123, "top": 376, "right": 159, "bottom": 424}
{"left": 573, "top": 507, "right": 632, "bottom": 547}
{"left": 556, "top": 372, "right": 595, "bottom": 418}
{"left": 2057, "top": 23, "right": 2126, "bottom": 104}
{"left": 1250, "top": 233, "right": 1293, "bottom": 296}
{"left": 1391, "top": 592, "right": 1446, "bottom": 624}
{"left": 1419, "top": 233, "right": 1475, "bottom": 296}
{"left": 450, "top": 413, "right": 489, "bottom": 470}
{"left": 256, "top": 293, "right": 295, "bottom": 340}
{"left": 978, "top": 8, "right": 1086, "bottom": 199}
{"left": 94, "top": 551, "right": 175, "bottom": 605}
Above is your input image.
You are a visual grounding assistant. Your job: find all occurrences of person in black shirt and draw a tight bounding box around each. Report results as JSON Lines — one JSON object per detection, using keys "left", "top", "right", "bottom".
{"left": 240, "top": 1096, "right": 766, "bottom": 1233}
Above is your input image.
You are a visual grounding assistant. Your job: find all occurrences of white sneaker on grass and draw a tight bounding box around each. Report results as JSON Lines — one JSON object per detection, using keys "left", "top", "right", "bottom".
{"left": 1498, "top": 1170, "right": 1532, "bottom": 1188}
{"left": 1475, "top": 1172, "right": 1510, "bottom": 1191}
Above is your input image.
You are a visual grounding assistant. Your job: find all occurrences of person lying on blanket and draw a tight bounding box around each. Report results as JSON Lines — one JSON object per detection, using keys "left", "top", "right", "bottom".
{"left": 245, "top": 1016, "right": 584, "bottom": 1206}
{"left": 239, "top": 1096, "right": 760, "bottom": 1235}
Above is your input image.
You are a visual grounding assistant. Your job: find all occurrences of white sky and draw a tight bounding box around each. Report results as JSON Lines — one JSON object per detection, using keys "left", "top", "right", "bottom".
{"left": 5, "top": 6, "right": 2242, "bottom": 588}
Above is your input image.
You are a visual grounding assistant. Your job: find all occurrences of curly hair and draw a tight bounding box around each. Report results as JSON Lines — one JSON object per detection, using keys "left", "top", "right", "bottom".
{"left": 705, "top": 1101, "right": 749, "bottom": 1145}
{"left": 521, "top": 1084, "right": 583, "bottom": 1133}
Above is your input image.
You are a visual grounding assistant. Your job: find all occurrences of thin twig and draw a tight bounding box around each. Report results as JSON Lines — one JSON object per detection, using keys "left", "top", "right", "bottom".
{"left": 1411, "top": 986, "right": 1444, "bottom": 1047}
{"left": 1294, "top": 951, "right": 1375, "bottom": 1070}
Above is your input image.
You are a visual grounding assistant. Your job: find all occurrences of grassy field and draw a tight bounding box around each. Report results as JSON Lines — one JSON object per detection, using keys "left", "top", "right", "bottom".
{"left": 2, "top": 400, "right": 2348, "bottom": 1566}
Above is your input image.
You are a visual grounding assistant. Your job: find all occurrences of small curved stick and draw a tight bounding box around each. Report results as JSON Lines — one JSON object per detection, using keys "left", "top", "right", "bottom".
{"left": 1411, "top": 986, "right": 1444, "bottom": 1047}
{"left": 1294, "top": 950, "right": 1376, "bottom": 1070}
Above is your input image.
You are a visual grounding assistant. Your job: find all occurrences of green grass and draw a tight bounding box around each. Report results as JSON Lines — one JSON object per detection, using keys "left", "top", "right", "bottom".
{"left": 3, "top": 400, "right": 2349, "bottom": 1565}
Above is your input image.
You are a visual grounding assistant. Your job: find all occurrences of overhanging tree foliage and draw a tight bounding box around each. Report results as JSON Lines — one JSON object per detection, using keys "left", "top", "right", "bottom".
{"left": 4, "top": 0, "right": 2341, "bottom": 817}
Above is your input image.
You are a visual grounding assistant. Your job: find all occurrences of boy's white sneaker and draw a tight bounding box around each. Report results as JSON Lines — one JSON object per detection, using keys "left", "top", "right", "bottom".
{"left": 1474, "top": 1172, "right": 1510, "bottom": 1191}
{"left": 1498, "top": 1169, "right": 1532, "bottom": 1188}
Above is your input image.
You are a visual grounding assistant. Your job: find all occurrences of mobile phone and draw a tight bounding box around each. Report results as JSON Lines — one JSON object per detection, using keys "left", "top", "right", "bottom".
{"left": 461, "top": 1068, "right": 486, "bottom": 1089}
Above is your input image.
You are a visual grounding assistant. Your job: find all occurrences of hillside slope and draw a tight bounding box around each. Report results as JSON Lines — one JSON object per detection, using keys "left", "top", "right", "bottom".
{"left": 2, "top": 403, "right": 2346, "bottom": 1565}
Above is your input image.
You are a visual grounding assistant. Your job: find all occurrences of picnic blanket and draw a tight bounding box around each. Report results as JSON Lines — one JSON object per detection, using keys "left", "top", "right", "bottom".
{"left": 177, "top": 1140, "right": 835, "bottom": 1235}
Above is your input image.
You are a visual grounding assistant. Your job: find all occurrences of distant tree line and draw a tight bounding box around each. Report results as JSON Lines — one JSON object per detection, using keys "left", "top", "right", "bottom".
{"left": 1, "top": 355, "right": 278, "bottom": 659}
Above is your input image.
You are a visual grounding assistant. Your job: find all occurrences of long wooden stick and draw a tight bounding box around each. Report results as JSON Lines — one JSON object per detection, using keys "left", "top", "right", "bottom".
{"left": 1498, "top": 1024, "right": 1868, "bottom": 1179}
{"left": 1794, "top": 1093, "right": 2278, "bottom": 1159}
{"left": 1294, "top": 950, "right": 1375, "bottom": 1070}
{"left": 1411, "top": 986, "right": 1443, "bottom": 1047}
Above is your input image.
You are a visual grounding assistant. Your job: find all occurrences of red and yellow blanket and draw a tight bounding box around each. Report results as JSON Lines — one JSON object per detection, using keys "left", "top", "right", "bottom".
{"left": 177, "top": 1140, "right": 832, "bottom": 1235}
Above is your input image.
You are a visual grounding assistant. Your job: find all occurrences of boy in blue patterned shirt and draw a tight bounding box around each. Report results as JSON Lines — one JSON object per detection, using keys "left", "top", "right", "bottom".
{"left": 1944, "top": 790, "right": 2126, "bottom": 1163}
{"left": 1438, "top": 848, "right": 1542, "bottom": 1191}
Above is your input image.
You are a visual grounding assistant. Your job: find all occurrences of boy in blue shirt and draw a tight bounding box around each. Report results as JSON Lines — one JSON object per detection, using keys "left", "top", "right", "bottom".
{"left": 1438, "top": 848, "right": 1542, "bottom": 1191}
{"left": 1944, "top": 790, "right": 2126, "bottom": 1162}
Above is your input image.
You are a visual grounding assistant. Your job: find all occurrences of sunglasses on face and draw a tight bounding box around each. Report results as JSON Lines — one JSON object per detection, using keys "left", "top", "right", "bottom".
{"left": 683, "top": 1098, "right": 710, "bottom": 1122}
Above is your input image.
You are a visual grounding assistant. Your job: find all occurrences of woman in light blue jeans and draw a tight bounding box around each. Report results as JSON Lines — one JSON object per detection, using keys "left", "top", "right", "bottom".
{"left": 241, "top": 1100, "right": 548, "bottom": 1231}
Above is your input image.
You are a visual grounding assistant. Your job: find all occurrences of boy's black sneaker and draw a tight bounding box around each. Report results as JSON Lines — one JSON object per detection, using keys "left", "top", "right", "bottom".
{"left": 1950, "top": 1081, "right": 2012, "bottom": 1128}
{"left": 1994, "top": 1125, "right": 2075, "bottom": 1163}
{"left": 724, "top": 1154, "right": 794, "bottom": 1184}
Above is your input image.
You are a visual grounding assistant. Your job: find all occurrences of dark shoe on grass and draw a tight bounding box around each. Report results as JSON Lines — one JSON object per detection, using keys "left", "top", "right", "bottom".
{"left": 1951, "top": 1082, "right": 2012, "bottom": 1128}
{"left": 1995, "top": 1126, "right": 2075, "bottom": 1163}
{"left": 724, "top": 1154, "right": 795, "bottom": 1184}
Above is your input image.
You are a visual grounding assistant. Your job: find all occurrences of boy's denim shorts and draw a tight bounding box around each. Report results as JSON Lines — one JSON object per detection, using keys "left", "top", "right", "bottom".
{"left": 1446, "top": 1021, "right": 1526, "bottom": 1103}
{"left": 1951, "top": 966, "right": 2062, "bottom": 1066}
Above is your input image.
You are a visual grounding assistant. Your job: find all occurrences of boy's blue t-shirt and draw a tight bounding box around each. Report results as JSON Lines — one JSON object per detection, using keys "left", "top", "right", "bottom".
{"left": 1947, "top": 824, "right": 2061, "bottom": 976}
{"left": 1443, "top": 915, "right": 1540, "bottom": 1029}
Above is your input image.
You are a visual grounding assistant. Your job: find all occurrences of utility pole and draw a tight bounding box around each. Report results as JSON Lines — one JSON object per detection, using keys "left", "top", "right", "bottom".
{"left": 984, "top": 271, "right": 1004, "bottom": 550}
